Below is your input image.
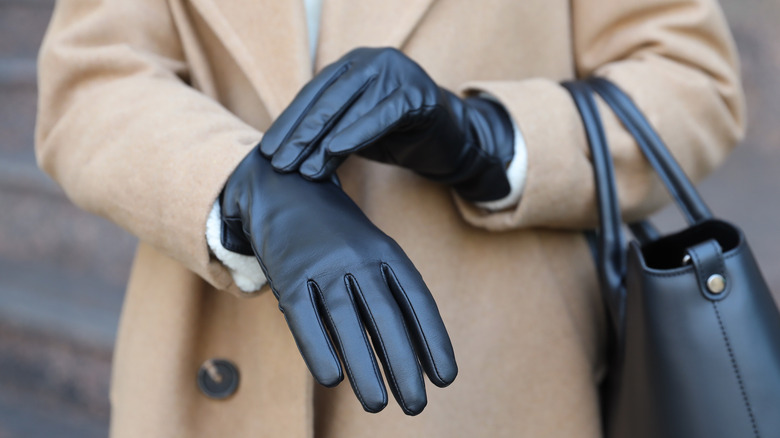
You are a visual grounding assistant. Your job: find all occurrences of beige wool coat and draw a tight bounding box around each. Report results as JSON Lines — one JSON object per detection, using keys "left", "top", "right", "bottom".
{"left": 36, "top": 0, "right": 744, "bottom": 436}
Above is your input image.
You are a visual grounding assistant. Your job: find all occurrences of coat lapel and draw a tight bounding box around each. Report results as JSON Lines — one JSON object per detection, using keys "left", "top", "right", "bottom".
{"left": 316, "top": 0, "right": 437, "bottom": 70}
{"left": 186, "top": 0, "right": 437, "bottom": 116}
{"left": 188, "top": 0, "right": 312, "bottom": 117}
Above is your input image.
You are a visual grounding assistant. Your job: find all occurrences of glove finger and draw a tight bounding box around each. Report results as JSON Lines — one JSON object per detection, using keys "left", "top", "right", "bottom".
{"left": 277, "top": 281, "right": 344, "bottom": 387}
{"left": 298, "top": 86, "right": 410, "bottom": 180}
{"left": 347, "top": 271, "right": 427, "bottom": 415}
{"left": 259, "top": 60, "right": 351, "bottom": 158}
{"left": 382, "top": 262, "right": 458, "bottom": 388}
{"left": 269, "top": 67, "right": 379, "bottom": 172}
{"left": 314, "top": 275, "right": 388, "bottom": 413}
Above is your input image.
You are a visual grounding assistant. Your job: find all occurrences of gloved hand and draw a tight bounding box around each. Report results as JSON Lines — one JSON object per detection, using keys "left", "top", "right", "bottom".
{"left": 219, "top": 146, "right": 457, "bottom": 415}
{"left": 260, "top": 47, "right": 515, "bottom": 203}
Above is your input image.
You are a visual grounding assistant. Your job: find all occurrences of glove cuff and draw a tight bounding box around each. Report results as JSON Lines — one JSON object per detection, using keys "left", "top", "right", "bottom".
{"left": 473, "top": 114, "right": 527, "bottom": 211}
{"left": 451, "top": 97, "right": 516, "bottom": 202}
{"left": 206, "top": 200, "right": 267, "bottom": 293}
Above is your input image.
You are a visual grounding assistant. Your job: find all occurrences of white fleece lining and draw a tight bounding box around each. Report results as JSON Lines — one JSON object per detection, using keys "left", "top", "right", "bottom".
{"left": 206, "top": 201, "right": 267, "bottom": 293}
{"left": 474, "top": 116, "right": 528, "bottom": 211}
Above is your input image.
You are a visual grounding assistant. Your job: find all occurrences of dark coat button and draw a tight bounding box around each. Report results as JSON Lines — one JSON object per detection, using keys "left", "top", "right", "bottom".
{"left": 197, "top": 358, "right": 240, "bottom": 399}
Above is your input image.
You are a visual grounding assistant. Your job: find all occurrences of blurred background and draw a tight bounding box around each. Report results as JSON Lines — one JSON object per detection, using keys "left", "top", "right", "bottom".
{"left": 0, "top": 0, "right": 778, "bottom": 436}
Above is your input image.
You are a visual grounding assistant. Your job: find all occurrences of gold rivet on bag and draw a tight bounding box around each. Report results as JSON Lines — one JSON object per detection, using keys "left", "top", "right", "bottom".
{"left": 707, "top": 274, "right": 726, "bottom": 294}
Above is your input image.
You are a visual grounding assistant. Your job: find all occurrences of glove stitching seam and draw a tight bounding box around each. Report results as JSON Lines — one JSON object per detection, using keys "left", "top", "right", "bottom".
{"left": 288, "top": 74, "right": 379, "bottom": 172}
{"left": 349, "top": 273, "right": 416, "bottom": 414}
{"left": 312, "top": 84, "right": 404, "bottom": 179}
{"left": 312, "top": 278, "right": 383, "bottom": 412}
{"left": 310, "top": 281, "right": 366, "bottom": 405}
{"left": 320, "top": 101, "right": 433, "bottom": 161}
{"left": 303, "top": 259, "right": 406, "bottom": 281}
{"left": 266, "top": 62, "right": 352, "bottom": 159}
{"left": 341, "top": 274, "right": 387, "bottom": 407}
{"left": 382, "top": 263, "right": 446, "bottom": 384}
{"left": 306, "top": 281, "right": 342, "bottom": 383}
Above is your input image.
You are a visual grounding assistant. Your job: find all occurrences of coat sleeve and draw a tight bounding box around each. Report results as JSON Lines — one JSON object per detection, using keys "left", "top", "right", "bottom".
{"left": 452, "top": 0, "right": 746, "bottom": 231}
{"left": 36, "top": 0, "right": 261, "bottom": 296}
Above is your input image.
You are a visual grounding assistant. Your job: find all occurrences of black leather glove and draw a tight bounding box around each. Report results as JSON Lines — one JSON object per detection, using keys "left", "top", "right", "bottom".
{"left": 260, "top": 47, "right": 515, "bottom": 203}
{"left": 219, "top": 146, "right": 457, "bottom": 415}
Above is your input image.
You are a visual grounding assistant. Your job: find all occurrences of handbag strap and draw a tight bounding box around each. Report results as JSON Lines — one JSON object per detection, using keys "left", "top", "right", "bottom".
{"left": 562, "top": 81, "right": 627, "bottom": 334}
{"left": 564, "top": 78, "right": 716, "bottom": 335}
{"left": 587, "top": 77, "right": 714, "bottom": 224}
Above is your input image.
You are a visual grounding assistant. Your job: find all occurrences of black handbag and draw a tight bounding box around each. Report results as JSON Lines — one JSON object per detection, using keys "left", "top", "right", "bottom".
{"left": 563, "top": 78, "right": 780, "bottom": 438}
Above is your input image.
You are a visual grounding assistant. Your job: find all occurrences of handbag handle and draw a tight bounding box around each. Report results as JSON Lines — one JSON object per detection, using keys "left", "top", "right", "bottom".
{"left": 563, "top": 78, "right": 716, "bottom": 334}
{"left": 562, "top": 80, "right": 627, "bottom": 334}
{"left": 587, "top": 77, "right": 714, "bottom": 224}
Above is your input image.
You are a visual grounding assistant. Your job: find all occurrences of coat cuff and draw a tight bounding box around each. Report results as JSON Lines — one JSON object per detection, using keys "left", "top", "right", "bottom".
{"left": 206, "top": 201, "right": 268, "bottom": 293}
{"left": 452, "top": 78, "right": 593, "bottom": 232}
